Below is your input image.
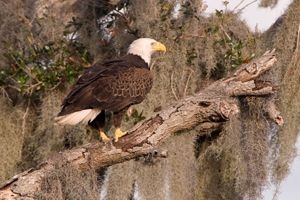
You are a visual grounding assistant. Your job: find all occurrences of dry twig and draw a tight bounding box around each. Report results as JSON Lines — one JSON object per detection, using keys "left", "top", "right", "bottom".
{"left": 183, "top": 69, "right": 194, "bottom": 97}
{"left": 170, "top": 71, "right": 179, "bottom": 100}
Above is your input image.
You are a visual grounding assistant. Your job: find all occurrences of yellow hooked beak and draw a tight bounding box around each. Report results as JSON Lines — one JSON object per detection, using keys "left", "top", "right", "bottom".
{"left": 152, "top": 41, "right": 167, "bottom": 53}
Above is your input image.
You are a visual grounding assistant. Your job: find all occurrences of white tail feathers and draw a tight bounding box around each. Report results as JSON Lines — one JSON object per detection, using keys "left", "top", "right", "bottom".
{"left": 55, "top": 109, "right": 101, "bottom": 125}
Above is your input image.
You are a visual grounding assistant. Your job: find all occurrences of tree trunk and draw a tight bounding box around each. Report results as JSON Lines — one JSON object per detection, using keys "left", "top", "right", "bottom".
{"left": 0, "top": 50, "right": 282, "bottom": 199}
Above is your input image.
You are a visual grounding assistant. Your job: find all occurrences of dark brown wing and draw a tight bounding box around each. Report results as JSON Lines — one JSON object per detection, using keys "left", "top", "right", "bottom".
{"left": 92, "top": 67, "right": 153, "bottom": 111}
{"left": 57, "top": 54, "right": 151, "bottom": 116}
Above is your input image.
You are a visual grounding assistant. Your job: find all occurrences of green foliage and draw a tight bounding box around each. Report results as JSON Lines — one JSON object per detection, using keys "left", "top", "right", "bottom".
{"left": 0, "top": 18, "right": 92, "bottom": 97}
{"left": 181, "top": 1, "right": 197, "bottom": 17}
{"left": 207, "top": 10, "right": 255, "bottom": 70}
{"left": 125, "top": 108, "right": 146, "bottom": 125}
{"left": 186, "top": 47, "right": 197, "bottom": 66}
{"left": 218, "top": 37, "right": 244, "bottom": 68}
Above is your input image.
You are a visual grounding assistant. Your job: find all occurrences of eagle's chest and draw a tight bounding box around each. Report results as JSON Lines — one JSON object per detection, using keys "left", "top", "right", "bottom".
{"left": 109, "top": 68, "right": 153, "bottom": 98}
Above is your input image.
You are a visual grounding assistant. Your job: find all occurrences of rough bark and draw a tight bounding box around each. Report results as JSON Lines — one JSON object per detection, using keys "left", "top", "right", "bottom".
{"left": 0, "top": 50, "right": 282, "bottom": 199}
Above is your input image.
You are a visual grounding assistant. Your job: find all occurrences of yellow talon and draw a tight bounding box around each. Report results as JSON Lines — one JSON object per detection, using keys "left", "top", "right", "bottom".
{"left": 99, "top": 130, "right": 110, "bottom": 143}
{"left": 114, "top": 128, "right": 127, "bottom": 142}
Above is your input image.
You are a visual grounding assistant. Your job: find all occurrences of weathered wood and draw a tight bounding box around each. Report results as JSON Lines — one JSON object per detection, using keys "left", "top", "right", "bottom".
{"left": 265, "top": 101, "right": 284, "bottom": 126}
{"left": 0, "top": 50, "right": 282, "bottom": 199}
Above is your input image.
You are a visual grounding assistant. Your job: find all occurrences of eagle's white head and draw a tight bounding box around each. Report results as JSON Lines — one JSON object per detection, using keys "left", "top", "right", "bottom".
{"left": 127, "top": 38, "right": 166, "bottom": 65}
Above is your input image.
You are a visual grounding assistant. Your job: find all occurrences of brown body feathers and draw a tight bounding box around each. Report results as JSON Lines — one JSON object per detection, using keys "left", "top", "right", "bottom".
{"left": 55, "top": 38, "right": 166, "bottom": 141}
{"left": 56, "top": 54, "right": 152, "bottom": 128}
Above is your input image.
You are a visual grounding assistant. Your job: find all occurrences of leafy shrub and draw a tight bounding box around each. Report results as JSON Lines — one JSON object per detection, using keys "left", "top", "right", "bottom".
{"left": 0, "top": 18, "right": 92, "bottom": 97}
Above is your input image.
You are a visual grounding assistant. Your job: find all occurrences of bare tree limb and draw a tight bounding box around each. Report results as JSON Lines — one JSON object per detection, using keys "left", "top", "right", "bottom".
{"left": 265, "top": 101, "right": 284, "bottom": 126}
{"left": 0, "top": 50, "right": 281, "bottom": 199}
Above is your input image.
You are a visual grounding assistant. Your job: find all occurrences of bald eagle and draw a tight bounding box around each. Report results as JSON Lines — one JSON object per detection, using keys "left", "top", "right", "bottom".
{"left": 55, "top": 38, "right": 166, "bottom": 142}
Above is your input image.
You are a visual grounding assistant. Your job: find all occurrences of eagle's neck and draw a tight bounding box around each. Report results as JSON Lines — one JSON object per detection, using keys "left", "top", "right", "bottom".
{"left": 127, "top": 48, "right": 151, "bottom": 65}
{"left": 125, "top": 54, "right": 149, "bottom": 69}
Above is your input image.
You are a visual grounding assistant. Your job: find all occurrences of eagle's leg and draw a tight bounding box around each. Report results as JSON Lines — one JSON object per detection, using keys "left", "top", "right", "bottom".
{"left": 114, "top": 128, "right": 127, "bottom": 142}
{"left": 113, "top": 109, "right": 128, "bottom": 142}
{"left": 99, "top": 129, "right": 110, "bottom": 143}
{"left": 88, "top": 110, "right": 111, "bottom": 142}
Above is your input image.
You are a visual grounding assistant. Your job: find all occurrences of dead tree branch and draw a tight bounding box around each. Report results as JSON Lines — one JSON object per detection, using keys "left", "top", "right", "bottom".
{"left": 0, "top": 50, "right": 281, "bottom": 199}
